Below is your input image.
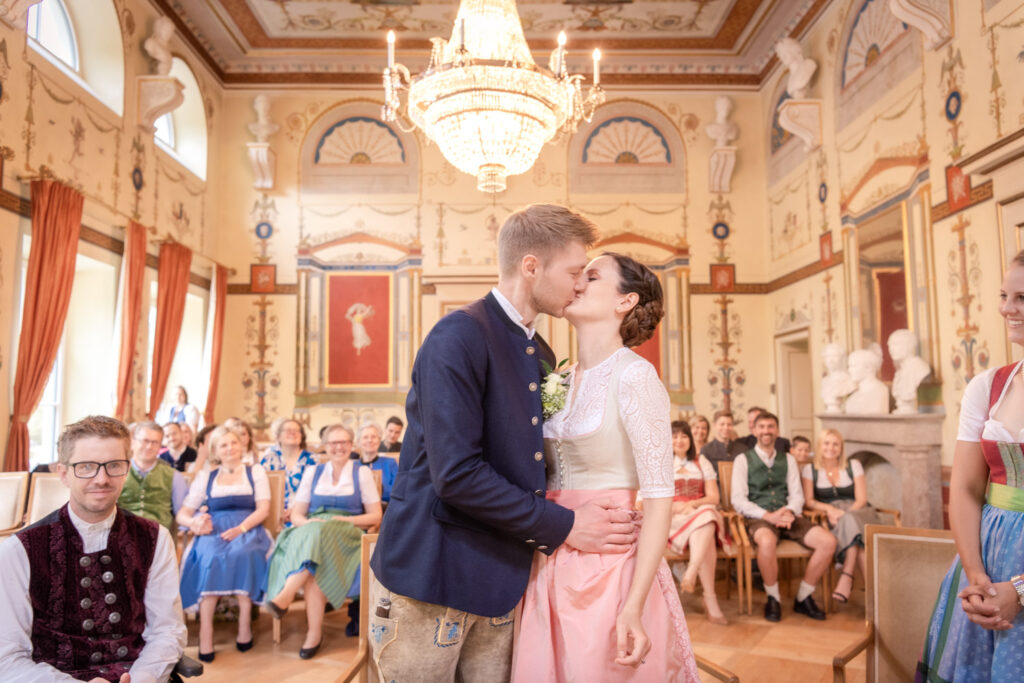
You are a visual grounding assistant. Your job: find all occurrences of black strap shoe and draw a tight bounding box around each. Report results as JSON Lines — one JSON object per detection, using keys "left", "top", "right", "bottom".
{"left": 794, "top": 595, "right": 826, "bottom": 620}
{"left": 764, "top": 595, "right": 781, "bottom": 622}
{"left": 298, "top": 640, "right": 322, "bottom": 660}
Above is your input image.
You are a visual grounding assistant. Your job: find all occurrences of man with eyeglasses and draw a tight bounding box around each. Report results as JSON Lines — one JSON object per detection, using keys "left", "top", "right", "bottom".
{"left": 118, "top": 421, "right": 188, "bottom": 534}
{"left": 0, "top": 415, "right": 186, "bottom": 682}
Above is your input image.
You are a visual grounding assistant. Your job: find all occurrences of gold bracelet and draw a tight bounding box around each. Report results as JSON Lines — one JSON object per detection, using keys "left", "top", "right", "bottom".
{"left": 238, "top": 522, "right": 248, "bottom": 533}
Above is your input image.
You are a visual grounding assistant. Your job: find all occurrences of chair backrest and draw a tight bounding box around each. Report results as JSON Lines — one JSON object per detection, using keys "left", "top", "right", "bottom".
{"left": 264, "top": 470, "right": 286, "bottom": 537}
{"left": 865, "top": 525, "right": 955, "bottom": 683}
{"left": 717, "top": 461, "right": 734, "bottom": 512}
{"left": 360, "top": 533, "right": 378, "bottom": 683}
{"left": 371, "top": 469, "right": 383, "bottom": 498}
{"left": 0, "top": 472, "right": 29, "bottom": 530}
{"left": 26, "top": 473, "right": 70, "bottom": 524}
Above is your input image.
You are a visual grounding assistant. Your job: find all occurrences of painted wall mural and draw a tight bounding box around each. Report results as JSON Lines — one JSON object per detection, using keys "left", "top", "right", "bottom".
{"left": 325, "top": 272, "right": 393, "bottom": 387}
{"left": 947, "top": 214, "right": 989, "bottom": 389}
{"left": 581, "top": 116, "right": 671, "bottom": 165}
{"left": 241, "top": 296, "right": 282, "bottom": 438}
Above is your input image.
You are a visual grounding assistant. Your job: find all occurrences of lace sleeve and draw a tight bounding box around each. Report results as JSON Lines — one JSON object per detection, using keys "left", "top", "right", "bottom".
{"left": 618, "top": 359, "right": 675, "bottom": 498}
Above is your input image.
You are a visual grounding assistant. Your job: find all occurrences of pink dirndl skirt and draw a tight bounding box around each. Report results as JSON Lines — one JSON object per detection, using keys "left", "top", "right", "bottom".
{"left": 512, "top": 489, "right": 699, "bottom": 682}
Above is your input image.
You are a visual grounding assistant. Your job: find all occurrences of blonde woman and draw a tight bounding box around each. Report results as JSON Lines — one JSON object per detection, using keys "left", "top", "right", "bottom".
{"left": 800, "top": 429, "right": 881, "bottom": 604}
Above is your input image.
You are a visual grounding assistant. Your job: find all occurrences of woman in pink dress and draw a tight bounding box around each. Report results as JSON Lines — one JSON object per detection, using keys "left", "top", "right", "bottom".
{"left": 512, "top": 253, "right": 699, "bottom": 682}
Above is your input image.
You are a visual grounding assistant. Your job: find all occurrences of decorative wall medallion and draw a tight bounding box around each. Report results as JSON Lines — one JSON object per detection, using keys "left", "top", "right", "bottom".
{"left": 944, "top": 90, "right": 962, "bottom": 121}
{"left": 818, "top": 182, "right": 828, "bottom": 203}
{"left": 132, "top": 167, "right": 144, "bottom": 190}
{"left": 255, "top": 221, "right": 273, "bottom": 239}
{"left": 712, "top": 221, "right": 730, "bottom": 240}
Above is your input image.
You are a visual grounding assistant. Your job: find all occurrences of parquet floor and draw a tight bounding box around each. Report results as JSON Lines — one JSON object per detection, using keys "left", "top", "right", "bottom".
{"left": 187, "top": 578, "right": 868, "bottom": 682}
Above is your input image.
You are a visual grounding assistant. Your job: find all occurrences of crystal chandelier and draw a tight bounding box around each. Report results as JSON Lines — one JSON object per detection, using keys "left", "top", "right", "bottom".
{"left": 382, "top": 0, "right": 605, "bottom": 193}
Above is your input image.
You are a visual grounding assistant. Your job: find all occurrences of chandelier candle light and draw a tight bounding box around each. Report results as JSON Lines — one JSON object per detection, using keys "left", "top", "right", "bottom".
{"left": 382, "top": 0, "right": 605, "bottom": 193}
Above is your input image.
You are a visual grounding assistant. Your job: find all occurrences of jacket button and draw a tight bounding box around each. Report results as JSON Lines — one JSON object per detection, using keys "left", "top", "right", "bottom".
{"left": 534, "top": 452, "right": 543, "bottom": 461}
{"left": 534, "top": 490, "right": 543, "bottom": 496}
{"left": 529, "top": 382, "right": 538, "bottom": 392}
{"left": 538, "top": 545, "right": 548, "bottom": 551}
{"left": 531, "top": 417, "right": 539, "bottom": 426}
{"left": 525, "top": 539, "right": 535, "bottom": 544}
{"left": 526, "top": 347, "right": 535, "bottom": 355}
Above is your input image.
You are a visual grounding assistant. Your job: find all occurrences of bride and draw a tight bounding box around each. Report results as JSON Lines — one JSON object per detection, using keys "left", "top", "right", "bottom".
{"left": 512, "top": 252, "right": 699, "bottom": 681}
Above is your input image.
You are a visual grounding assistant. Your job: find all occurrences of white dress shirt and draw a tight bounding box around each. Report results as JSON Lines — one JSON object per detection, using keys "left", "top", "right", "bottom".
{"left": 0, "top": 506, "right": 187, "bottom": 683}
{"left": 730, "top": 444, "right": 804, "bottom": 519}
{"left": 294, "top": 460, "right": 381, "bottom": 507}
{"left": 490, "top": 287, "right": 535, "bottom": 339}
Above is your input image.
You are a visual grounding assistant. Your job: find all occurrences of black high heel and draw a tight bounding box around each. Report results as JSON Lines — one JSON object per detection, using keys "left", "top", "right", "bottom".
{"left": 198, "top": 650, "right": 215, "bottom": 663}
{"left": 298, "top": 640, "right": 322, "bottom": 660}
{"left": 235, "top": 639, "right": 254, "bottom": 652}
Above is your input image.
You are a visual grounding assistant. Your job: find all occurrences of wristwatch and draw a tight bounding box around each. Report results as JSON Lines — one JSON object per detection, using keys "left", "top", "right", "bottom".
{"left": 1011, "top": 574, "right": 1024, "bottom": 607}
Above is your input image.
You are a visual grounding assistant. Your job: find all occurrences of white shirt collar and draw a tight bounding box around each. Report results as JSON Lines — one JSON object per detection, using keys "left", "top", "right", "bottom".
{"left": 754, "top": 443, "right": 777, "bottom": 461}
{"left": 67, "top": 505, "right": 116, "bottom": 535}
{"left": 490, "top": 287, "right": 535, "bottom": 339}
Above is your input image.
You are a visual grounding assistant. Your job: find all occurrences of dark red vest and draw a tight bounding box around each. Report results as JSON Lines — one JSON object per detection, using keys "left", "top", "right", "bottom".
{"left": 16, "top": 504, "right": 158, "bottom": 681}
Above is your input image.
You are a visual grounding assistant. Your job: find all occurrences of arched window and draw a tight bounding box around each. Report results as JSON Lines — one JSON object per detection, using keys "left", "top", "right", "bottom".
{"left": 25, "top": 0, "right": 125, "bottom": 116}
{"left": 155, "top": 113, "right": 175, "bottom": 148}
{"left": 155, "top": 58, "right": 207, "bottom": 180}
{"left": 26, "top": 0, "right": 78, "bottom": 71}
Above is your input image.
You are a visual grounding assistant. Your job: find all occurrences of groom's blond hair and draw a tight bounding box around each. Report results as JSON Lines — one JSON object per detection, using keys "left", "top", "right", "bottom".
{"left": 498, "top": 204, "right": 598, "bottom": 278}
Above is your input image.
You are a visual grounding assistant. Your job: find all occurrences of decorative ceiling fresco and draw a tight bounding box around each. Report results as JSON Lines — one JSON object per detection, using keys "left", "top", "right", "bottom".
{"left": 156, "top": 0, "right": 830, "bottom": 86}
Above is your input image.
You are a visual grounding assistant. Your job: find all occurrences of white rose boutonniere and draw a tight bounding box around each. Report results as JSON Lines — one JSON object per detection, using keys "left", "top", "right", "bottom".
{"left": 540, "top": 359, "right": 570, "bottom": 419}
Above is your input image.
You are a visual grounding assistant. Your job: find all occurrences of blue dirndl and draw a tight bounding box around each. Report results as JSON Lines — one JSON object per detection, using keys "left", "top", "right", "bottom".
{"left": 179, "top": 466, "right": 274, "bottom": 610}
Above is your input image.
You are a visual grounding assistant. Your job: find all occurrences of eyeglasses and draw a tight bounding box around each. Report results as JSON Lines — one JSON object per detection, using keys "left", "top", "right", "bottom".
{"left": 69, "top": 460, "right": 131, "bottom": 479}
{"left": 326, "top": 440, "right": 353, "bottom": 447}
{"left": 134, "top": 438, "right": 161, "bottom": 447}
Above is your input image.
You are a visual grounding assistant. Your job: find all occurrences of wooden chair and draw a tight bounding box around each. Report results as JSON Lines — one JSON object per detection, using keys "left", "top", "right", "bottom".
{"left": 833, "top": 525, "right": 955, "bottom": 682}
{"left": 0, "top": 472, "right": 29, "bottom": 538}
{"left": 264, "top": 470, "right": 286, "bottom": 538}
{"left": 25, "top": 473, "right": 69, "bottom": 525}
{"left": 338, "top": 534, "right": 739, "bottom": 683}
{"left": 663, "top": 460, "right": 745, "bottom": 612}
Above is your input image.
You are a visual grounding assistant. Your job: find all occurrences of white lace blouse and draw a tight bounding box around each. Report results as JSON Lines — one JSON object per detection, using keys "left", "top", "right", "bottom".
{"left": 544, "top": 347, "right": 675, "bottom": 498}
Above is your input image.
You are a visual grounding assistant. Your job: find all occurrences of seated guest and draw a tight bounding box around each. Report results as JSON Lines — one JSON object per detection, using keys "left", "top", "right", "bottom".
{"left": 259, "top": 418, "right": 287, "bottom": 463}
{"left": 790, "top": 435, "right": 812, "bottom": 467}
{"left": 731, "top": 411, "right": 835, "bottom": 622}
{"left": 157, "top": 385, "right": 201, "bottom": 431}
{"left": 223, "top": 417, "right": 258, "bottom": 466}
{"left": 801, "top": 429, "right": 882, "bottom": 605}
{"left": 265, "top": 425, "right": 382, "bottom": 657}
{"left": 666, "top": 420, "right": 729, "bottom": 625}
{"left": 701, "top": 410, "right": 736, "bottom": 475}
{"left": 159, "top": 422, "right": 198, "bottom": 472}
{"left": 688, "top": 414, "right": 710, "bottom": 455}
{"left": 0, "top": 416, "right": 186, "bottom": 682}
{"left": 260, "top": 418, "right": 317, "bottom": 524}
{"left": 192, "top": 423, "right": 217, "bottom": 472}
{"left": 733, "top": 406, "right": 790, "bottom": 456}
{"left": 119, "top": 421, "right": 188, "bottom": 534}
{"left": 351, "top": 423, "right": 398, "bottom": 503}
{"left": 379, "top": 416, "right": 404, "bottom": 455}
{"left": 177, "top": 427, "right": 273, "bottom": 662}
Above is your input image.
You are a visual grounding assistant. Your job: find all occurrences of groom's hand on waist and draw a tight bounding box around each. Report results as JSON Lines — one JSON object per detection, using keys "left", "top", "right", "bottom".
{"left": 564, "top": 498, "right": 640, "bottom": 554}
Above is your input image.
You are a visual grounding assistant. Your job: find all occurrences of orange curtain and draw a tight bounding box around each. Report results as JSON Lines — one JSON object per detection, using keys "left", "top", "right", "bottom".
{"left": 203, "top": 264, "right": 227, "bottom": 425}
{"left": 148, "top": 242, "right": 193, "bottom": 419}
{"left": 114, "top": 221, "right": 147, "bottom": 421}
{"left": 4, "top": 180, "right": 84, "bottom": 472}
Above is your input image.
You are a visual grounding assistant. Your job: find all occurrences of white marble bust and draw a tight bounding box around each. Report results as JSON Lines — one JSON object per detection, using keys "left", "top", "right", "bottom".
{"left": 144, "top": 16, "right": 175, "bottom": 76}
{"left": 775, "top": 37, "right": 817, "bottom": 99}
{"left": 845, "top": 348, "right": 890, "bottom": 414}
{"left": 248, "top": 95, "right": 279, "bottom": 143}
{"left": 706, "top": 96, "right": 738, "bottom": 148}
{"left": 821, "top": 342, "right": 857, "bottom": 413}
{"left": 888, "top": 329, "right": 931, "bottom": 414}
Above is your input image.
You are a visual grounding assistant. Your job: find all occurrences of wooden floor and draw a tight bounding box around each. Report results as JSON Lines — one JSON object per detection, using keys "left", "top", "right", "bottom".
{"left": 187, "top": 579, "right": 867, "bottom": 682}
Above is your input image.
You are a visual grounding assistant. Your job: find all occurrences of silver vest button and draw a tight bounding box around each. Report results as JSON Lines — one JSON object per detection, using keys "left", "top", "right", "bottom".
{"left": 80, "top": 577, "right": 92, "bottom": 588}
{"left": 100, "top": 555, "right": 112, "bottom": 565}
{"left": 82, "top": 619, "right": 95, "bottom": 631}
{"left": 109, "top": 612, "right": 121, "bottom": 624}
{"left": 102, "top": 571, "right": 114, "bottom": 583}
{"left": 90, "top": 652, "right": 103, "bottom": 663}
{"left": 79, "top": 556, "right": 92, "bottom": 567}
{"left": 80, "top": 598, "right": 92, "bottom": 609}
{"left": 105, "top": 593, "right": 117, "bottom": 605}
{"left": 116, "top": 646, "right": 129, "bottom": 658}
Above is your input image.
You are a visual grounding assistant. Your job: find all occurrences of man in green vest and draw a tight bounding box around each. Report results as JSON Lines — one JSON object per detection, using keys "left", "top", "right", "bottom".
{"left": 730, "top": 411, "right": 835, "bottom": 622}
{"left": 118, "top": 421, "right": 188, "bottom": 533}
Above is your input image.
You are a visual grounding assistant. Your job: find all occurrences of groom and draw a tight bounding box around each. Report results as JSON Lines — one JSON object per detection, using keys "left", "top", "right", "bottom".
{"left": 369, "top": 204, "right": 639, "bottom": 680}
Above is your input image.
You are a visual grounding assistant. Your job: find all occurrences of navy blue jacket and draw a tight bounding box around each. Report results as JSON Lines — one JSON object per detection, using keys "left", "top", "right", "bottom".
{"left": 370, "top": 293, "right": 575, "bottom": 616}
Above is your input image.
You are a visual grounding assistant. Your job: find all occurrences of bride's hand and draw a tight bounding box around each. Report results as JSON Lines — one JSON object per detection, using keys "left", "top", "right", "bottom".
{"left": 614, "top": 605, "right": 650, "bottom": 667}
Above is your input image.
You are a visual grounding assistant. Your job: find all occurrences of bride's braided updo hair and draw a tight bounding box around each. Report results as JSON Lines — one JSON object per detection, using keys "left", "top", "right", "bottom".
{"left": 606, "top": 252, "right": 664, "bottom": 348}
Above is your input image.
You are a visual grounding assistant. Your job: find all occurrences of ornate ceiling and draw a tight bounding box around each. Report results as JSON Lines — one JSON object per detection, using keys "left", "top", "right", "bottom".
{"left": 155, "top": 0, "right": 830, "bottom": 86}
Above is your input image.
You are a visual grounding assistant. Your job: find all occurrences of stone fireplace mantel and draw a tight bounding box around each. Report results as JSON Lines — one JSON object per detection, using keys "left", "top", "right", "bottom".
{"left": 818, "top": 412, "right": 945, "bottom": 529}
